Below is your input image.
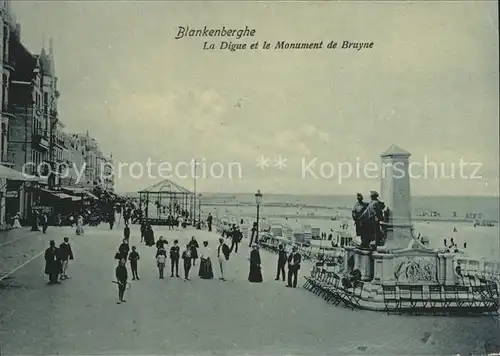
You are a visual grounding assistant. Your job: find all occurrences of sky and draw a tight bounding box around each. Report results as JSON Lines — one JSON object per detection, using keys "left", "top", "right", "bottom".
{"left": 11, "top": 1, "right": 499, "bottom": 196}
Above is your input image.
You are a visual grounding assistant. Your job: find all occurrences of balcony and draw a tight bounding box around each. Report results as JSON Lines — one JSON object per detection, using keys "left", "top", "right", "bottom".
{"left": 1, "top": 149, "right": 16, "bottom": 167}
{"left": 32, "top": 133, "right": 49, "bottom": 151}
{"left": 3, "top": 56, "right": 15, "bottom": 72}
{"left": 1, "top": 103, "right": 16, "bottom": 119}
{"left": 55, "top": 137, "right": 66, "bottom": 149}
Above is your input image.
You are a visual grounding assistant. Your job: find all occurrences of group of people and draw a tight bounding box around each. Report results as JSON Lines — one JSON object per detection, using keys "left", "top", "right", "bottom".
{"left": 43, "top": 237, "right": 75, "bottom": 284}
{"left": 111, "top": 225, "right": 306, "bottom": 304}
{"left": 153, "top": 237, "right": 201, "bottom": 280}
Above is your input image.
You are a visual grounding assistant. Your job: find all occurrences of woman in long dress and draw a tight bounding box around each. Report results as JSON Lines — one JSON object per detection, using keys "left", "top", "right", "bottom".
{"left": 248, "top": 244, "right": 263, "bottom": 283}
{"left": 76, "top": 215, "right": 84, "bottom": 235}
{"left": 198, "top": 241, "right": 214, "bottom": 279}
{"left": 12, "top": 213, "right": 22, "bottom": 229}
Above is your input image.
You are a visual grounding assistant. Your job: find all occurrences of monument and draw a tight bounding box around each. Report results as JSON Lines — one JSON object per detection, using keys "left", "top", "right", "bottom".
{"left": 378, "top": 144, "right": 415, "bottom": 252}
{"left": 304, "top": 145, "right": 499, "bottom": 313}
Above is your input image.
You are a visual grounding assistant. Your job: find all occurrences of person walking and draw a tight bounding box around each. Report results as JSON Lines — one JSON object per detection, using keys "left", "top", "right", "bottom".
{"left": 198, "top": 241, "right": 214, "bottom": 279}
{"left": 230, "top": 227, "right": 241, "bottom": 253}
{"left": 41, "top": 212, "right": 49, "bottom": 234}
{"left": 275, "top": 244, "right": 287, "bottom": 282}
{"left": 12, "top": 212, "right": 22, "bottom": 228}
{"left": 123, "top": 225, "right": 130, "bottom": 244}
{"left": 118, "top": 238, "right": 130, "bottom": 261}
{"left": 59, "top": 237, "right": 74, "bottom": 280}
{"left": 217, "top": 238, "right": 231, "bottom": 281}
{"left": 182, "top": 244, "right": 192, "bottom": 281}
{"left": 188, "top": 237, "right": 199, "bottom": 266}
{"left": 207, "top": 213, "right": 213, "bottom": 232}
{"left": 248, "top": 244, "right": 263, "bottom": 283}
{"left": 44, "top": 240, "right": 62, "bottom": 284}
{"left": 156, "top": 236, "right": 167, "bottom": 250}
{"left": 115, "top": 258, "right": 128, "bottom": 304}
{"left": 169, "top": 240, "right": 180, "bottom": 278}
{"left": 287, "top": 246, "right": 302, "bottom": 288}
{"left": 31, "top": 210, "right": 40, "bottom": 231}
{"left": 128, "top": 246, "right": 140, "bottom": 280}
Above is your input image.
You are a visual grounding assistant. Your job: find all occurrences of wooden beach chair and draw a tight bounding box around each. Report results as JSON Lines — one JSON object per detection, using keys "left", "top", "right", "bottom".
{"left": 341, "top": 281, "right": 364, "bottom": 310}
{"left": 324, "top": 273, "right": 342, "bottom": 305}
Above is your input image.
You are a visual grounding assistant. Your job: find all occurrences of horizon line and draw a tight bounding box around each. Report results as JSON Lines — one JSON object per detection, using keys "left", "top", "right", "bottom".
{"left": 116, "top": 191, "right": 500, "bottom": 198}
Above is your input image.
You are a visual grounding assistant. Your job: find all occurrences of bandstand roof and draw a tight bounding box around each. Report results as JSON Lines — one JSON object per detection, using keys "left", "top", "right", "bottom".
{"left": 138, "top": 179, "right": 193, "bottom": 195}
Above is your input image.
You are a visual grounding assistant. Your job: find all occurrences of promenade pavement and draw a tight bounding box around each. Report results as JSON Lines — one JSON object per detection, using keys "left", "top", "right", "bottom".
{"left": 0, "top": 224, "right": 498, "bottom": 355}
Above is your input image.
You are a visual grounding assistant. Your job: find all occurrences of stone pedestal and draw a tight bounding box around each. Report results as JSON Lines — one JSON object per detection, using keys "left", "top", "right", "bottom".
{"left": 438, "top": 253, "right": 456, "bottom": 285}
{"left": 353, "top": 248, "right": 373, "bottom": 281}
{"left": 344, "top": 246, "right": 355, "bottom": 271}
{"left": 372, "top": 252, "right": 395, "bottom": 285}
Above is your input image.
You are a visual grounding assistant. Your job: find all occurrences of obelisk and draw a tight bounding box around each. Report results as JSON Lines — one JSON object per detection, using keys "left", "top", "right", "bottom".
{"left": 378, "top": 145, "right": 414, "bottom": 252}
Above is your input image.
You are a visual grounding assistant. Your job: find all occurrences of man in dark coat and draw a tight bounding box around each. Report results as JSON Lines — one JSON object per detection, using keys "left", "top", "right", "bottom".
{"left": 286, "top": 246, "right": 302, "bottom": 288}
{"left": 170, "top": 240, "right": 180, "bottom": 278}
{"left": 31, "top": 210, "right": 40, "bottom": 231}
{"left": 207, "top": 213, "right": 213, "bottom": 232}
{"left": 41, "top": 213, "right": 49, "bottom": 234}
{"left": 115, "top": 259, "right": 128, "bottom": 304}
{"left": 123, "top": 225, "right": 130, "bottom": 244}
{"left": 275, "top": 244, "right": 287, "bottom": 281}
{"left": 44, "top": 240, "right": 62, "bottom": 284}
{"left": 230, "top": 227, "right": 242, "bottom": 253}
{"left": 118, "top": 239, "right": 130, "bottom": 260}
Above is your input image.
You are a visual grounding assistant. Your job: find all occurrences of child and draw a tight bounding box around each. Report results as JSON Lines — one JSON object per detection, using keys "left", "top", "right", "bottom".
{"left": 182, "top": 244, "right": 192, "bottom": 281}
{"left": 156, "top": 247, "right": 167, "bottom": 279}
{"left": 128, "top": 246, "right": 140, "bottom": 280}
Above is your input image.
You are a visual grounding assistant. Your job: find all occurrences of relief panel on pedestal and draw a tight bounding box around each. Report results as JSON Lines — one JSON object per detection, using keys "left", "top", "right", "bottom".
{"left": 394, "top": 256, "right": 438, "bottom": 283}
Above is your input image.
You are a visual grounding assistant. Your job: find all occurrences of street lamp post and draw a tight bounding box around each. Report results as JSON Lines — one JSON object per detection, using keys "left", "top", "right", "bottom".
{"left": 254, "top": 190, "right": 263, "bottom": 244}
{"left": 197, "top": 193, "right": 202, "bottom": 229}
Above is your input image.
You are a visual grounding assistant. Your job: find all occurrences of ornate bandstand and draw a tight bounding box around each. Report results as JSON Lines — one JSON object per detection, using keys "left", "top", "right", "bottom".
{"left": 138, "top": 179, "right": 195, "bottom": 225}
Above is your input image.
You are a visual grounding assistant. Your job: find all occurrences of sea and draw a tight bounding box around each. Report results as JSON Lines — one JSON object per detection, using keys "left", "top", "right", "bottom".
{"left": 199, "top": 193, "right": 499, "bottom": 221}
{"left": 130, "top": 191, "right": 499, "bottom": 261}
{"left": 197, "top": 193, "right": 500, "bottom": 262}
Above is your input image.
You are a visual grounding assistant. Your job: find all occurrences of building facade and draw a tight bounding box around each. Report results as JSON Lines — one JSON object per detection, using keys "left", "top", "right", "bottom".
{"left": 70, "top": 132, "right": 115, "bottom": 192}
{"left": 3, "top": 5, "right": 115, "bottom": 221}
{"left": 0, "top": 0, "right": 20, "bottom": 227}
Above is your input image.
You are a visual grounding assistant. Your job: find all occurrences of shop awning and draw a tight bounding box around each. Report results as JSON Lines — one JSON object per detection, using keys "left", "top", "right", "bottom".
{"left": 0, "top": 165, "right": 39, "bottom": 182}
{"left": 84, "top": 191, "right": 98, "bottom": 200}
{"left": 39, "top": 188, "right": 73, "bottom": 200}
{"left": 61, "top": 186, "right": 86, "bottom": 195}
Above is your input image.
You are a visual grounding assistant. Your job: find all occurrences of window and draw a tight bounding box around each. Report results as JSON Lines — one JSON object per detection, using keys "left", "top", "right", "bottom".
{"left": 2, "top": 74, "right": 7, "bottom": 109}
{"left": 3, "top": 25, "right": 8, "bottom": 61}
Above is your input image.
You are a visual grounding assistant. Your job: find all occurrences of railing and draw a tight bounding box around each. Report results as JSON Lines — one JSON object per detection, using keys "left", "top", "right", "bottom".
{"left": 3, "top": 56, "right": 15, "bottom": 71}
{"left": 1, "top": 103, "right": 16, "bottom": 117}
{"left": 1, "top": 149, "right": 15, "bottom": 166}
{"left": 453, "top": 256, "right": 500, "bottom": 288}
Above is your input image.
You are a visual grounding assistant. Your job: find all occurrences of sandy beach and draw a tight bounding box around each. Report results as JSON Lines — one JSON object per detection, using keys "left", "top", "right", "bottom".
{"left": 143, "top": 202, "right": 500, "bottom": 262}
